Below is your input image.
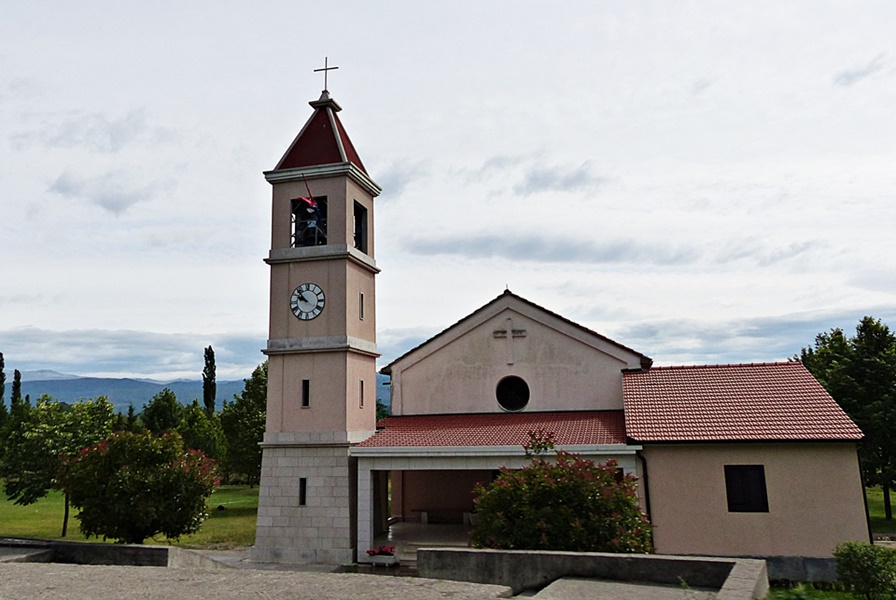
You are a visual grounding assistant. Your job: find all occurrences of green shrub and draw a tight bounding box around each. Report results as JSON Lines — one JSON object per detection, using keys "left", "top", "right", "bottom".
{"left": 834, "top": 541, "right": 896, "bottom": 600}
{"left": 470, "top": 432, "right": 651, "bottom": 552}
{"left": 64, "top": 431, "right": 218, "bottom": 544}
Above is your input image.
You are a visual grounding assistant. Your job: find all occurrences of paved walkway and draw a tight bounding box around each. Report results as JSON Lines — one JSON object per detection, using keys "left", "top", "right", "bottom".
{"left": 531, "top": 577, "right": 716, "bottom": 599}
{"left": 0, "top": 563, "right": 513, "bottom": 600}
{"left": 0, "top": 544, "right": 723, "bottom": 599}
{"left": 0, "top": 563, "right": 722, "bottom": 600}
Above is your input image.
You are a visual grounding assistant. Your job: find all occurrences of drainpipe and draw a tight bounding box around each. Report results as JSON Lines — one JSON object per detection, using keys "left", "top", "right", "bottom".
{"left": 636, "top": 449, "right": 652, "bottom": 521}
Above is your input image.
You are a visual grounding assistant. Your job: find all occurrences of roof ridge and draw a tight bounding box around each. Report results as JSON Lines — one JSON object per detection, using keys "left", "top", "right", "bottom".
{"left": 638, "top": 361, "right": 797, "bottom": 372}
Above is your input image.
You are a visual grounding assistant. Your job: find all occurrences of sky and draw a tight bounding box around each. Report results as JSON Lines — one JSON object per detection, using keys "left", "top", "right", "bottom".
{"left": 2, "top": 2, "right": 895, "bottom": 381}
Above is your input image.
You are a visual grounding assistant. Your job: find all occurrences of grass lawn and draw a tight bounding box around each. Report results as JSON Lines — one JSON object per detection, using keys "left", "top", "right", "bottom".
{"left": 767, "top": 586, "right": 852, "bottom": 599}
{"left": 0, "top": 485, "right": 259, "bottom": 548}
{"left": 866, "top": 486, "right": 896, "bottom": 535}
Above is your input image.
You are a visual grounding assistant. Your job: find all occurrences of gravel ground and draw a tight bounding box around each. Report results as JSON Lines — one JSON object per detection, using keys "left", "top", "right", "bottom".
{"left": 0, "top": 563, "right": 512, "bottom": 600}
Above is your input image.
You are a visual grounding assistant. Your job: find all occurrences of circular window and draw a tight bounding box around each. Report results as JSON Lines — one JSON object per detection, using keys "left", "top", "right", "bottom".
{"left": 496, "top": 376, "right": 530, "bottom": 412}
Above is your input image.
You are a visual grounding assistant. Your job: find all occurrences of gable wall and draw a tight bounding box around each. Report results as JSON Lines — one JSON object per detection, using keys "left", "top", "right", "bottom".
{"left": 643, "top": 442, "right": 868, "bottom": 558}
{"left": 391, "top": 308, "right": 629, "bottom": 415}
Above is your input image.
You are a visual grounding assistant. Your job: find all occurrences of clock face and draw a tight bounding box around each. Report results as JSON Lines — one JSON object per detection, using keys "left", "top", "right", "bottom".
{"left": 290, "top": 283, "right": 325, "bottom": 320}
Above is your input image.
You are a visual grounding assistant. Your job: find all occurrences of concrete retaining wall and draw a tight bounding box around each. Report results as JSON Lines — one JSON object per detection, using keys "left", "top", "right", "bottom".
{"left": 417, "top": 548, "right": 769, "bottom": 599}
{"left": 0, "top": 538, "right": 228, "bottom": 569}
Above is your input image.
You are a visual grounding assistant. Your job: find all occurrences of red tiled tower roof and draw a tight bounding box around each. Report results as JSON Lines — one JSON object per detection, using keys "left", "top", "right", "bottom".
{"left": 274, "top": 91, "right": 367, "bottom": 173}
{"left": 356, "top": 411, "right": 627, "bottom": 448}
{"left": 623, "top": 362, "right": 863, "bottom": 442}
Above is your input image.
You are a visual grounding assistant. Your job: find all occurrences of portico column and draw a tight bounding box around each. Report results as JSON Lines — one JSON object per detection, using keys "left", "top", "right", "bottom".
{"left": 357, "top": 459, "right": 374, "bottom": 560}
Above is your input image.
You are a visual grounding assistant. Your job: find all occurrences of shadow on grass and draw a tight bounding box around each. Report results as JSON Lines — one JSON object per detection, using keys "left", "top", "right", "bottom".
{"left": 207, "top": 506, "right": 257, "bottom": 519}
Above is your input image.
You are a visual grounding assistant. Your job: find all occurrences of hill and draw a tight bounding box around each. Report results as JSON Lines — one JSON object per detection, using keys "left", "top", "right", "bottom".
{"left": 19, "top": 376, "right": 246, "bottom": 413}
{"left": 17, "top": 372, "right": 392, "bottom": 413}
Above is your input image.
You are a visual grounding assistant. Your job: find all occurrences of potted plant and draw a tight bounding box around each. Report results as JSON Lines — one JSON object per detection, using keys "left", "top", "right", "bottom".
{"left": 366, "top": 544, "right": 398, "bottom": 566}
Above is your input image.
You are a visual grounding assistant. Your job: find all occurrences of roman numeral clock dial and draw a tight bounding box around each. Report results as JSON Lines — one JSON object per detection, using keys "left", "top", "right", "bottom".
{"left": 290, "top": 283, "right": 325, "bottom": 321}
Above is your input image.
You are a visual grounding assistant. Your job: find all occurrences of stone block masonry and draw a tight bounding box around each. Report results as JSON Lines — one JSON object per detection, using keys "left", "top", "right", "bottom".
{"left": 252, "top": 444, "right": 357, "bottom": 565}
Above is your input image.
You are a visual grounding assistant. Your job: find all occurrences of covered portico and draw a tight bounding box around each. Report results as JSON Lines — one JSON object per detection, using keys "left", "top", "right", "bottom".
{"left": 350, "top": 411, "right": 640, "bottom": 562}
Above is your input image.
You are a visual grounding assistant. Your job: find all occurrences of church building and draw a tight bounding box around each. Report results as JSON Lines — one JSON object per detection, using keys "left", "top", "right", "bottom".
{"left": 252, "top": 88, "right": 870, "bottom": 568}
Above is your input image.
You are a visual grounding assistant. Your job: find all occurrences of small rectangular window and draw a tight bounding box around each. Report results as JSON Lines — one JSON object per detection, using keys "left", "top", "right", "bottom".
{"left": 299, "top": 478, "right": 307, "bottom": 506}
{"left": 302, "top": 379, "right": 310, "bottom": 408}
{"left": 725, "top": 465, "right": 769, "bottom": 512}
{"left": 359, "top": 292, "right": 365, "bottom": 320}
{"left": 359, "top": 379, "right": 365, "bottom": 408}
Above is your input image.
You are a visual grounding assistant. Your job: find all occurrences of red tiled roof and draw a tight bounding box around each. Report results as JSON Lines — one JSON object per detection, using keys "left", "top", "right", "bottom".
{"left": 356, "top": 411, "right": 627, "bottom": 448}
{"left": 275, "top": 92, "right": 367, "bottom": 173}
{"left": 623, "top": 362, "right": 863, "bottom": 442}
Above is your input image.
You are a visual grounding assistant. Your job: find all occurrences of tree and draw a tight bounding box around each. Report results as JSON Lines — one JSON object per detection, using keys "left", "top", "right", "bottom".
{"left": 470, "top": 431, "right": 652, "bottom": 553}
{"left": 376, "top": 399, "right": 390, "bottom": 422}
{"left": 126, "top": 404, "right": 141, "bottom": 432}
{"left": 180, "top": 399, "right": 227, "bottom": 461}
{"left": 10, "top": 369, "right": 22, "bottom": 411}
{"left": 800, "top": 317, "right": 896, "bottom": 519}
{"left": 142, "top": 388, "right": 182, "bottom": 435}
{"left": 220, "top": 361, "right": 266, "bottom": 485}
{"left": 202, "top": 345, "right": 216, "bottom": 416}
{"left": 0, "top": 395, "right": 116, "bottom": 536}
{"left": 0, "top": 353, "right": 8, "bottom": 433}
{"left": 63, "top": 431, "right": 218, "bottom": 544}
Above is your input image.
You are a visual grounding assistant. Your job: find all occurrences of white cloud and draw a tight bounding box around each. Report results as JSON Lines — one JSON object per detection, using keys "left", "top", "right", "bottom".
{"left": 2, "top": 2, "right": 896, "bottom": 378}
{"left": 49, "top": 169, "right": 174, "bottom": 215}
{"left": 0, "top": 327, "right": 265, "bottom": 381}
{"left": 833, "top": 52, "right": 889, "bottom": 87}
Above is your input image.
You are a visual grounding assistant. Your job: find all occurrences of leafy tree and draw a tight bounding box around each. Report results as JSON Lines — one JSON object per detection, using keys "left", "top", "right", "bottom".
{"left": 180, "top": 399, "right": 227, "bottom": 461}
{"left": 202, "top": 345, "right": 216, "bottom": 416}
{"left": 220, "top": 361, "right": 266, "bottom": 485}
{"left": 63, "top": 431, "right": 218, "bottom": 544}
{"left": 142, "top": 387, "right": 183, "bottom": 435}
{"left": 471, "top": 431, "right": 652, "bottom": 553}
{"left": 0, "top": 395, "right": 116, "bottom": 536}
{"left": 800, "top": 317, "right": 896, "bottom": 519}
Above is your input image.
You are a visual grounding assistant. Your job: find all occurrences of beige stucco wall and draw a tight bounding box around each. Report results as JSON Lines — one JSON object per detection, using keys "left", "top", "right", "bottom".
{"left": 266, "top": 351, "right": 376, "bottom": 437}
{"left": 643, "top": 443, "right": 869, "bottom": 558}
{"left": 269, "top": 174, "right": 374, "bottom": 255}
{"left": 391, "top": 307, "right": 631, "bottom": 415}
{"left": 268, "top": 258, "right": 376, "bottom": 342}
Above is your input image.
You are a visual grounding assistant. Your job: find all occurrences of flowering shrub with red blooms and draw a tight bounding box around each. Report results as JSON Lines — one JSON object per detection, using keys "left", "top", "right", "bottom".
{"left": 470, "top": 431, "right": 652, "bottom": 553}
{"left": 366, "top": 545, "right": 396, "bottom": 556}
{"left": 62, "top": 431, "right": 219, "bottom": 544}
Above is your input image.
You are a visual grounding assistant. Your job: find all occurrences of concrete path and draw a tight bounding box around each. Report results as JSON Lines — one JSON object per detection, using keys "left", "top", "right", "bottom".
{"left": 0, "top": 563, "right": 513, "bottom": 600}
{"left": 532, "top": 577, "right": 716, "bottom": 599}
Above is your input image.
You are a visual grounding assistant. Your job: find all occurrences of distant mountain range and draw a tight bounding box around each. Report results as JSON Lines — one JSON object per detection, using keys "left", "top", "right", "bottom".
{"left": 15, "top": 371, "right": 391, "bottom": 414}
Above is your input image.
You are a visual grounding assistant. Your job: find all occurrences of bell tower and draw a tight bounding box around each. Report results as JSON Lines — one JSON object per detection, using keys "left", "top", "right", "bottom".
{"left": 252, "top": 88, "right": 380, "bottom": 565}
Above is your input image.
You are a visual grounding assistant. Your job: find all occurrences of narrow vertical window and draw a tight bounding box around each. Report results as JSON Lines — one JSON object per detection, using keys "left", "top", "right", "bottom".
{"left": 302, "top": 379, "right": 310, "bottom": 408}
{"left": 353, "top": 201, "right": 368, "bottom": 254}
{"left": 359, "top": 379, "right": 365, "bottom": 409}
{"left": 299, "top": 478, "right": 307, "bottom": 506}
{"left": 359, "top": 292, "right": 365, "bottom": 320}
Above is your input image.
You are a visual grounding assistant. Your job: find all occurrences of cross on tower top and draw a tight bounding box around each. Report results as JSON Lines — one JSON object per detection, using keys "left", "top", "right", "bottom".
{"left": 314, "top": 57, "right": 339, "bottom": 92}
